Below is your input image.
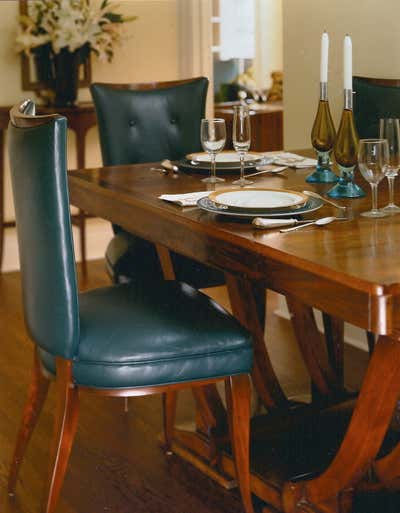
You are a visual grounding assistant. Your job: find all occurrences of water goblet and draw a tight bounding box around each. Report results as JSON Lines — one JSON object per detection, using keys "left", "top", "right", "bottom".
{"left": 379, "top": 118, "right": 400, "bottom": 213}
{"left": 358, "top": 139, "right": 389, "bottom": 218}
{"left": 200, "top": 118, "right": 226, "bottom": 183}
{"left": 232, "top": 105, "right": 253, "bottom": 186}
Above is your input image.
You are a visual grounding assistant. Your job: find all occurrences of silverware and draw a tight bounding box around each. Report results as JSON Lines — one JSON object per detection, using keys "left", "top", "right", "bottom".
{"left": 150, "top": 167, "right": 168, "bottom": 174}
{"left": 161, "top": 159, "right": 179, "bottom": 174}
{"left": 246, "top": 166, "right": 287, "bottom": 178}
{"left": 303, "top": 190, "right": 347, "bottom": 211}
{"left": 280, "top": 216, "right": 347, "bottom": 233}
{"left": 253, "top": 217, "right": 320, "bottom": 229}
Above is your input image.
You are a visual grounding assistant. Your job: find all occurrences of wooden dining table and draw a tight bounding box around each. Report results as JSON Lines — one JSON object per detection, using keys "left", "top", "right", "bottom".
{"left": 68, "top": 152, "right": 400, "bottom": 513}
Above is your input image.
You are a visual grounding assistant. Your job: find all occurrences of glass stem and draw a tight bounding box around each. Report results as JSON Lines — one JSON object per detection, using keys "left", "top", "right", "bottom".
{"left": 211, "top": 153, "right": 216, "bottom": 182}
{"left": 387, "top": 175, "right": 395, "bottom": 206}
{"left": 240, "top": 153, "right": 245, "bottom": 182}
{"left": 371, "top": 183, "right": 378, "bottom": 213}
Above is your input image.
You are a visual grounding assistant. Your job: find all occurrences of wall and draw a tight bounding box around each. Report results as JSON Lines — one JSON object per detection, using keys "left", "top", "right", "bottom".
{"left": 1, "top": 0, "right": 179, "bottom": 221}
{"left": 254, "top": 0, "right": 283, "bottom": 90}
{"left": 282, "top": 0, "right": 400, "bottom": 149}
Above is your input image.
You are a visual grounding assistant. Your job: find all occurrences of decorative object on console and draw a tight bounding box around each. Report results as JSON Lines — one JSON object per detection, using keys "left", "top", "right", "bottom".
{"left": 16, "top": 0, "right": 136, "bottom": 106}
{"left": 307, "top": 32, "right": 338, "bottom": 184}
{"left": 267, "top": 71, "right": 283, "bottom": 102}
{"left": 328, "top": 34, "right": 365, "bottom": 198}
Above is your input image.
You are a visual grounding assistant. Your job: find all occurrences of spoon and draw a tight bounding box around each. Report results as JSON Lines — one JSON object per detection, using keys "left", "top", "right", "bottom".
{"left": 280, "top": 216, "right": 346, "bottom": 233}
{"left": 246, "top": 166, "right": 287, "bottom": 178}
{"left": 161, "top": 159, "right": 179, "bottom": 174}
{"left": 303, "top": 190, "right": 347, "bottom": 211}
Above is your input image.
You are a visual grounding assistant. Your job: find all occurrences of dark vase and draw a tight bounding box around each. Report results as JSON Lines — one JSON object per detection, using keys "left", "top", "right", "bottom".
{"left": 53, "top": 47, "right": 81, "bottom": 107}
{"left": 32, "top": 43, "right": 54, "bottom": 83}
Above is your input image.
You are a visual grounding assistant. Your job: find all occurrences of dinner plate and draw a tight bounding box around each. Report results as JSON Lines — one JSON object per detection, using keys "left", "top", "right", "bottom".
{"left": 187, "top": 151, "right": 265, "bottom": 166}
{"left": 197, "top": 196, "right": 323, "bottom": 219}
{"left": 208, "top": 188, "right": 307, "bottom": 212}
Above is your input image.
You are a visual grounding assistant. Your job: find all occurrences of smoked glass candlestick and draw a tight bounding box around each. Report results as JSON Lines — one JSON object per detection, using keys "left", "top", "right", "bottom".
{"left": 307, "top": 82, "right": 338, "bottom": 183}
{"left": 327, "top": 90, "right": 365, "bottom": 198}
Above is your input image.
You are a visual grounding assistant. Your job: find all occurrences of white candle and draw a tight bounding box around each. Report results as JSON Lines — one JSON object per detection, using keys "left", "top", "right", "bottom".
{"left": 344, "top": 34, "right": 352, "bottom": 90}
{"left": 320, "top": 31, "right": 329, "bottom": 83}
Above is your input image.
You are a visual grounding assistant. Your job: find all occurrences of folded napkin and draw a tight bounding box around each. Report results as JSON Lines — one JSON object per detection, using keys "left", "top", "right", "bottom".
{"left": 159, "top": 191, "right": 209, "bottom": 207}
{"left": 267, "top": 152, "right": 317, "bottom": 168}
{"left": 252, "top": 217, "right": 302, "bottom": 229}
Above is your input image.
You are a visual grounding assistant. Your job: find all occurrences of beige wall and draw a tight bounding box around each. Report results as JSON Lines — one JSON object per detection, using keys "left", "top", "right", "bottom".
{"left": 254, "top": 0, "right": 283, "bottom": 90}
{"left": 283, "top": 0, "right": 400, "bottom": 149}
{"left": 1, "top": 0, "right": 179, "bottom": 220}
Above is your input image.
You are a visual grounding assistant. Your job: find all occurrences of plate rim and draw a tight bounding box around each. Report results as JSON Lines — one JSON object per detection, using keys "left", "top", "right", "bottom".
{"left": 208, "top": 187, "right": 308, "bottom": 212}
{"left": 186, "top": 150, "right": 265, "bottom": 165}
{"left": 197, "top": 196, "right": 323, "bottom": 219}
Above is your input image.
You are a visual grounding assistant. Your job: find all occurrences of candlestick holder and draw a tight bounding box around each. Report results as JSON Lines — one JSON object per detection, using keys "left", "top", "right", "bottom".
{"left": 327, "top": 89, "right": 365, "bottom": 198}
{"left": 307, "top": 82, "right": 338, "bottom": 183}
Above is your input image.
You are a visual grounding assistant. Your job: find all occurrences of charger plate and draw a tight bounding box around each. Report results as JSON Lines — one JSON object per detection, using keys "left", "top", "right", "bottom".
{"left": 187, "top": 151, "right": 265, "bottom": 166}
{"left": 197, "top": 196, "right": 323, "bottom": 219}
{"left": 209, "top": 188, "right": 307, "bottom": 212}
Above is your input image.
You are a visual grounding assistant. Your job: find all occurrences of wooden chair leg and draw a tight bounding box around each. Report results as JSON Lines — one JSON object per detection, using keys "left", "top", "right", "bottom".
{"left": 8, "top": 350, "right": 50, "bottom": 495}
{"left": 225, "top": 374, "right": 254, "bottom": 513}
{"left": 43, "top": 359, "right": 79, "bottom": 513}
{"left": 163, "top": 392, "right": 177, "bottom": 455}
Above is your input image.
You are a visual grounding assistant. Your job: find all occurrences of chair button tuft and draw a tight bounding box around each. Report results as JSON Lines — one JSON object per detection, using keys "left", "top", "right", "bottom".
{"left": 129, "top": 120, "right": 137, "bottom": 127}
{"left": 170, "top": 118, "right": 177, "bottom": 124}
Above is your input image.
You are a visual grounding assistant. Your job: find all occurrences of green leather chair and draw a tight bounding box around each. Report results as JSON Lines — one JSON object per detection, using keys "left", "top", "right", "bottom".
{"left": 7, "top": 100, "right": 254, "bottom": 513}
{"left": 90, "top": 78, "right": 225, "bottom": 287}
{"left": 353, "top": 76, "right": 400, "bottom": 138}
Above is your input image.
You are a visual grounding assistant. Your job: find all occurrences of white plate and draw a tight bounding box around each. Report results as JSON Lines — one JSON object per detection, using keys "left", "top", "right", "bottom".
{"left": 209, "top": 188, "right": 307, "bottom": 212}
{"left": 187, "top": 151, "right": 264, "bottom": 165}
{"left": 197, "top": 196, "right": 324, "bottom": 219}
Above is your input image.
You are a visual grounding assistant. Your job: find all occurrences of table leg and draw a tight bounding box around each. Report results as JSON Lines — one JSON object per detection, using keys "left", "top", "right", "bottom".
{"left": 283, "top": 334, "right": 400, "bottom": 513}
{"left": 225, "top": 274, "right": 288, "bottom": 409}
{"left": 286, "top": 296, "right": 344, "bottom": 401}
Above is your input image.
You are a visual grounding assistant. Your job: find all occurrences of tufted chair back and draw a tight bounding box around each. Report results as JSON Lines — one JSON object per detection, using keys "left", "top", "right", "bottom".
{"left": 8, "top": 100, "right": 80, "bottom": 359}
{"left": 90, "top": 77, "right": 208, "bottom": 166}
{"left": 353, "top": 76, "right": 400, "bottom": 138}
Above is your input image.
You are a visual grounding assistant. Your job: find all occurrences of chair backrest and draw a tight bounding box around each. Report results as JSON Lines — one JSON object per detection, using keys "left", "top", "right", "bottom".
{"left": 8, "top": 100, "right": 80, "bottom": 359}
{"left": 353, "top": 76, "right": 400, "bottom": 138}
{"left": 90, "top": 77, "right": 208, "bottom": 166}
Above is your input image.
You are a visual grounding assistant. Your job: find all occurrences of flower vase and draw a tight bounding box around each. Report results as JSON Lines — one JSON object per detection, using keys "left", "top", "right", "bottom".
{"left": 53, "top": 48, "right": 81, "bottom": 107}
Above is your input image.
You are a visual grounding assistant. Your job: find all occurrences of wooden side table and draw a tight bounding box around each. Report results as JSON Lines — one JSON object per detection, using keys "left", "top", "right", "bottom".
{"left": 0, "top": 103, "right": 97, "bottom": 274}
{"left": 214, "top": 102, "right": 283, "bottom": 152}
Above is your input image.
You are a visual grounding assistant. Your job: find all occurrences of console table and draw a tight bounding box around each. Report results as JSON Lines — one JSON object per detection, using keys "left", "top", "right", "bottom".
{"left": 0, "top": 103, "right": 97, "bottom": 274}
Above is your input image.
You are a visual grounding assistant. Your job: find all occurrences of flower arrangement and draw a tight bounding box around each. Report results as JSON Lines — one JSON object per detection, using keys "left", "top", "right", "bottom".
{"left": 16, "top": 0, "right": 136, "bottom": 62}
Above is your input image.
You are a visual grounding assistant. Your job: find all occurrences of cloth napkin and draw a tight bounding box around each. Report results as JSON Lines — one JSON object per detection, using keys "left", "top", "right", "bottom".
{"left": 266, "top": 152, "right": 317, "bottom": 168}
{"left": 159, "top": 191, "right": 209, "bottom": 207}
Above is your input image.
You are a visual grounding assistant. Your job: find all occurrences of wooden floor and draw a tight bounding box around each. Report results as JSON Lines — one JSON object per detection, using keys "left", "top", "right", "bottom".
{"left": 0, "top": 259, "right": 398, "bottom": 513}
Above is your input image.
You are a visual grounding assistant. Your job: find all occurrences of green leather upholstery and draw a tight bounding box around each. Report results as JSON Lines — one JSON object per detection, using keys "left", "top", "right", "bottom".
{"left": 91, "top": 79, "right": 225, "bottom": 287}
{"left": 8, "top": 112, "right": 80, "bottom": 359}
{"left": 353, "top": 76, "right": 400, "bottom": 138}
{"left": 39, "top": 282, "right": 252, "bottom": 388}
{"left": 8, "top": 101, "right": 252, "bottom": 388}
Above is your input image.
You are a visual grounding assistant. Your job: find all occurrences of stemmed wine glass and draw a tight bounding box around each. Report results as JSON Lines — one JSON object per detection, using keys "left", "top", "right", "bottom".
{"left": 358, "top": 139, "right": 389, "bottom": 218}
{"left": 200, "top": 118, "right": 226, "bottom": 183}
{"left": 379, "top": 118, "right": 400, "bottom": 213}
{"left": 232, "top": 105, "right": 253, "bottom": 186}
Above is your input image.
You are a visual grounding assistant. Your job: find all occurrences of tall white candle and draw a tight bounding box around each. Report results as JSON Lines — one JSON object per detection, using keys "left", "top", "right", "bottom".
{"left": 344, "top": 34, "right": 352, "bottom": 90}
{"left": 320, "top": 31, "right": 329, "bottom": 83}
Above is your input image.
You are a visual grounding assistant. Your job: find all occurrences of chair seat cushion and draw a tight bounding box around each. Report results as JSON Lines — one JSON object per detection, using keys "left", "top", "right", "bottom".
{"left": 106, "top": 230, "right": 225, "bottom": 288}
{"left": 39, "top": 282, "right": 252, "bottom": 389}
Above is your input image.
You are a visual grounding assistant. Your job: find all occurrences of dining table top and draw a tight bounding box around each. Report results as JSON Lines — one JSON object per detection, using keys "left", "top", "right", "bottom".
{"left": 68, "top": 150, "right": 400, "bottom": 337}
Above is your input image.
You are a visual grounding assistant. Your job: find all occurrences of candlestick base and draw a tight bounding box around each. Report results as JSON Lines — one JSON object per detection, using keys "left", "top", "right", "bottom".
{"left": 306, "top": 150, "right": 338, "bottom": 183}
{"left": 327, "top": 164, "right": 365, "bottom": 198}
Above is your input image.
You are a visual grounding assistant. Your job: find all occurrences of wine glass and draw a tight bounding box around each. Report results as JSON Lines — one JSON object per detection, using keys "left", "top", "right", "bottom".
{"left": 358, "top": 139, "right": 389, "bottom": 218}
{"left": 232, "top": 105, "right": 253, "bottom": 186}
{"left": 379, "top": 118, "right": 400, "bottom": 213}
{"left": 200, "top": 118, "right": 226, "bottom": 183}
